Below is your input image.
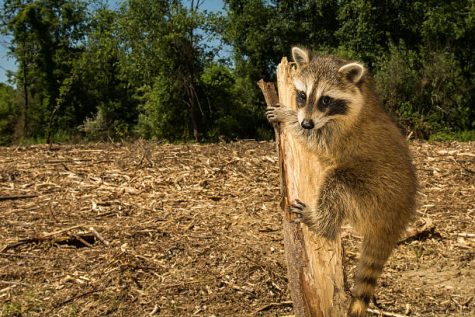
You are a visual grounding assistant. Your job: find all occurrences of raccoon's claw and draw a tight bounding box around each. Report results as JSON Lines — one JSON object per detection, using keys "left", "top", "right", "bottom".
{"left": 266, "top": 102, "right": 288, "bottom": 124}
{"left": 293, "top": 198, "right": 306, "bottom": 207}
{"left": 266, "top": 105, "right": 279, "bottom": 123}
{"left": 266, "top": 102, "right": 298, "bottom": 125}
{"left": 289, "top": 199, "right": 308, "bottom": 223}
{"left": 266, "top": 110, "right": 276, "bottom": 123}
{"left": 290, "top": 199, "right": 306, "bottom": 211}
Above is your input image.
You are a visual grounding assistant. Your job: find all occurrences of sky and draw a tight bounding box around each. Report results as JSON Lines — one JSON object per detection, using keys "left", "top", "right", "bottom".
{"left": 0, "top": 34, "right": 15, "bottom": 84}
{"left": 0, "top": 0, "right": 225, "bottom": 84}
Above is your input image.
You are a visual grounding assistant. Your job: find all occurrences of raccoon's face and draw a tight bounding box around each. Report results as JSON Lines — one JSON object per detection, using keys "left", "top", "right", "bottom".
{"left": 291, "top": 47, "right": 366, "bottom": 131}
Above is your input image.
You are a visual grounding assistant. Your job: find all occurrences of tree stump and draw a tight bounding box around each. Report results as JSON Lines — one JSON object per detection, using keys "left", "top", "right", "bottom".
{"left": 258, "top": 57, "right": 347, "bottom": 317}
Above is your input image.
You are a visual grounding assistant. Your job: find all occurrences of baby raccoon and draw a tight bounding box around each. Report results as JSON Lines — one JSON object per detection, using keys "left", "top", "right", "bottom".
{"left": 266, "top": 47, "right": 417, "bottom": 317}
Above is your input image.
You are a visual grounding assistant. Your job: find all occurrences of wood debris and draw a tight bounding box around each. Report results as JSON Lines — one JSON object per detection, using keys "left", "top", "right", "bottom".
{"left": 0, "top": 140, "right": 473, "bottom": 316}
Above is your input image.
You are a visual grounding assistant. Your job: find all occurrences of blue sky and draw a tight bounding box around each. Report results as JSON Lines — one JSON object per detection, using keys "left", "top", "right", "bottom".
{"left": 0, "top": 34, "right": 15, "bottom": 84}
{"left": 0, "top": 0, "right": 225, "bottom": 84}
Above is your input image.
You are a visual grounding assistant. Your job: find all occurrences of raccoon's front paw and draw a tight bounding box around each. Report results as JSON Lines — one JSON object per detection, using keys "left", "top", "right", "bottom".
{"left": 289, "top": 199, "right": 313, "bottom": 226}
{"left": 266, "top": 103, "right": 291, "bottom": 124}
{"left": 265, "top": 103, "right": 281, "bottom": 124}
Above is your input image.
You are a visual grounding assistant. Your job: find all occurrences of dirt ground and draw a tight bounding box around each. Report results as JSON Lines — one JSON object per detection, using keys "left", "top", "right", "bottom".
{"left": 0, "top": 140, "right": 474, "bottom": 317}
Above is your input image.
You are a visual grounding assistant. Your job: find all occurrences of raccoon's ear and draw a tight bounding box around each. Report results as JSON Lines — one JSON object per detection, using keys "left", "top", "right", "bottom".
{"left": 292, "top": 47, "right": 311, "bottom": 67}
{"left": 338, "top": 62, "right": 366, "bottom": 84}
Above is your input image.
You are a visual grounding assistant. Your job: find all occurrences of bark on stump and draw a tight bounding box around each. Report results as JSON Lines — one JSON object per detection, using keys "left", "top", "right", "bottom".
{"left": 258, "top": 57, "right": 347, "bottom": 317}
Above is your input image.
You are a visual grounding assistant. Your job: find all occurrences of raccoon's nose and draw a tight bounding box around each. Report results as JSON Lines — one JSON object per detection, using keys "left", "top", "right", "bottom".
{"left": 301, "top": 119, "right": 315, "bottom": 129}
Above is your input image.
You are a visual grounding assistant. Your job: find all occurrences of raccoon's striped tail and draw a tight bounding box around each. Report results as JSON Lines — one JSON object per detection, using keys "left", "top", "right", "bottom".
{"left": 348, "top": 234, "right": 397, "bottom": 317}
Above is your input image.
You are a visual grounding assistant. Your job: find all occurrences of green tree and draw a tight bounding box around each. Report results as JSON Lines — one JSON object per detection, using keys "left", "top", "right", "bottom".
{"left": 374, "top": 0, "right": 475, "bottom": 136}
{"left": 336, "top": 0, "right": 421, "bottom": 66}
{"left": 419, "top": 0, "right": 474, "bottom": 131}
{"left": 1, "top": 0, "right": 472, "bottom": 143}
{"left": 0, "top": 83, "right": 18, "bottom": 145}
{"left": 2, "top": 0, "right": 90, "bottom": 142}
{"left": 199, "top": 63, "right": 266, "bottom": 140}
{"left": 222, "top": 0, "right": 340, "bottom": 81}
{"left": 76, "top": 6, "right": 134, "bottom": 139}
{"left": 122, "top": 0, "right": 214, "bottom": 141}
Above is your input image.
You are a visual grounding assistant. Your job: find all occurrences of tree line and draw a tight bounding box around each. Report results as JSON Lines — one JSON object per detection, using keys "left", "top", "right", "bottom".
{"left": 1, "top": 0, "right": 473, "bottom": 145}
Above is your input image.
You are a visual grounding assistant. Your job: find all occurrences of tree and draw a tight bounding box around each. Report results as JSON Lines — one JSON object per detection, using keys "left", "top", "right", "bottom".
{"left": 0, "top": 83, "right": 18, "bottom": 145}
{"left": 2, "top": 0, "right": 91, "bottom": 142}
{"left": 222, "top": 0, "right": 340, "bottom": 80}
{"left": 374, "top": 0, "right": 475, "bottom": 135}
{"left": 122, "top": 0, "right": 214, "bottom": 141}
{"left": 76, "top": 6, "right": 134, "bottom": 139}
{"left": 1, "top": 0, "right": 473, "bottom": 143}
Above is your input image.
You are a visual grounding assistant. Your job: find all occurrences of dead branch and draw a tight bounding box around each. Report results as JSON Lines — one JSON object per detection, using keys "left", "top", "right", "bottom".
{"left": 367, "top": 308, "right": 409, "bottom": 317}
{"left": 257, "top": 80, "right": 279, "bottom": 110}
{"left": 53, "top": 288, "right": 104, "bottom": 308}
{"left": 450, "top": 157, "right": 475, "bottom": 174}
{"left": 399, "top": 217, "right": 437, "bottom": 244}
{"left": 257, "top": 79, "right": 282, "bottom": 162}
{"left": 150, "top": 304, "right": 160, "bottom": 315}
{"left": 1, "top": 225, "right": 98, "bottom": 252}
{"left": 254, "top": 300, "right": 293, "bottom": 314}
{"left": 0, "top": 194, "right": 37, "bottom": 201}
{"left": 89, "top": 227, "right": 110, "bottom": 246}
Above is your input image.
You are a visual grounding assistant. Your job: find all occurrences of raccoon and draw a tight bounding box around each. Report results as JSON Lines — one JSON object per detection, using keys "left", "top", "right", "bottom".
{"left": 266, "top": 47, "right": 417, "bottom": 317}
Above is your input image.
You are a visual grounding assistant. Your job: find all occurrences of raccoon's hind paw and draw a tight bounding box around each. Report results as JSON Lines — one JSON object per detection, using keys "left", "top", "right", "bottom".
{"left": 289, "top": 199, "right": 306, "bottom": 212}
{"left": 289, "top": 198, "right": 341, "bottom": 240}
{"left": 288, "top": 199, "right": 313, "bottom": 225}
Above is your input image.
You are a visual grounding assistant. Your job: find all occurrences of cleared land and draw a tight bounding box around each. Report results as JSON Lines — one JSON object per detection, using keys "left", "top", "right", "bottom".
{"left": 0, "top": 140, "right": 474, "bottom": 316}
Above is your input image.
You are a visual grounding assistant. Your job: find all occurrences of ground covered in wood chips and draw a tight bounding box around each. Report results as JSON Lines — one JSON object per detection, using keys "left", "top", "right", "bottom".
{"left": 0, "top": 140, "right": 474, "bottom": 317}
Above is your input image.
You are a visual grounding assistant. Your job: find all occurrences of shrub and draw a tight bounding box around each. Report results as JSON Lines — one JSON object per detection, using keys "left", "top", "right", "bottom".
{"left": 0, "top": 84, "right": 18, "bottom": 145}
{"left": 374, "top": 43, "right": 474, "bottom": 138}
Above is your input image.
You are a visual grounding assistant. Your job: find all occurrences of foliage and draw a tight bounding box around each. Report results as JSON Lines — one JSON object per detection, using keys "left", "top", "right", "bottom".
{"left": 200, "top": 63, "right": 267, "bottom": 140}
{"left": 76, "top": 6, "right": 134, "bottom": 140}
{"left": 222, "top": 0, "right": 474, "bottom": 139}
{"left": 0, "top": 83, "right": 18, "bottom": 145}
{"left": 135, "top": 78, "right": 187, "bottom": 140}
{"left": 429, "top": 130, "right": 475, "bottom": 142}
{"left": 377, "top": 49, "right": 473, "bottom": 137}
{"left": 1, "top": 0, "right": 91, "bottom": 142}
{"left": 123, "top": 0, "right": 207, "bottom": 141}
{"left": 375, "top": 22, "right": 474, "bottom": 136}
{"left": 0, "top": 0, "right": 473, "bottom": 144}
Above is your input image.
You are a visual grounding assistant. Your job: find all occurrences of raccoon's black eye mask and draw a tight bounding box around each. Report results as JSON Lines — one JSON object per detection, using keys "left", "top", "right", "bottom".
{"left": 317, "top": 97, "right": 349, "bottom": 116}
{"left": 296, "top": 91, "right": 306, "bottom": 106}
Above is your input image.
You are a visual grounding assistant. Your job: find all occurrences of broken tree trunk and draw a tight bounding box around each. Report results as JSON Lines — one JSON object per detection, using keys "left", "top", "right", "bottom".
{"left": 258, "top": 57, "right": 347, "bottom": 317}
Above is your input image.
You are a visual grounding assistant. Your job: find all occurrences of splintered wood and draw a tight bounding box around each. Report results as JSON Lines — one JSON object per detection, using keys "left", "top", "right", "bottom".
{"left": 258, "top": 57, "right": 347, "bottom": 317}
